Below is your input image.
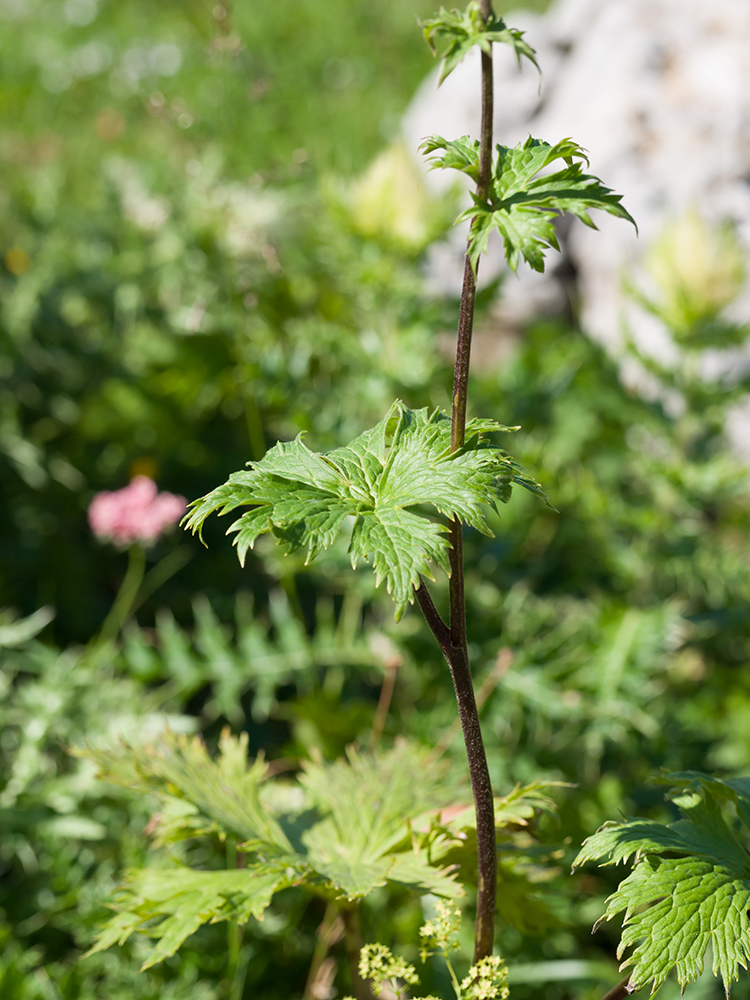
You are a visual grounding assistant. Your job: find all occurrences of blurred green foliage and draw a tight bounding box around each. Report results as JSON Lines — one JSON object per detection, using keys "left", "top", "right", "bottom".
{"left": 3, "top": 0, "right": 750, "bottom": 998}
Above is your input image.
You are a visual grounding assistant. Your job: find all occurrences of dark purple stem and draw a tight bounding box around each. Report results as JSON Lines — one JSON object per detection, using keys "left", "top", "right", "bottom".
{"left": 418, "top": 3, "right": 498, "bottom": 964}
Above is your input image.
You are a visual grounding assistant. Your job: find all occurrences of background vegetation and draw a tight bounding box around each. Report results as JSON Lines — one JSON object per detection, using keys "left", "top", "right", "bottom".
{"left": 2, "top": 0, "right": 750, "bottom": 998}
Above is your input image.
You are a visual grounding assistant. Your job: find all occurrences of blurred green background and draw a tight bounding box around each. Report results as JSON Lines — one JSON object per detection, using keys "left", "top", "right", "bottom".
{"left": 3, "top": 0, "right": 750, "bottom": 999}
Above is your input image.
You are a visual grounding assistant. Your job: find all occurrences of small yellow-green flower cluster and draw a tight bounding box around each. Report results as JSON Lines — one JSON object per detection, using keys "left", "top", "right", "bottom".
{"left": 419, "top": 899, "right": 462, "bottom": 961}
{"left": 348, "top": 915, "right": 509, "bottom": 1000}
{"left": 359, "top": 942, "right": 420, "bottom": 997}
{"left": 459, "top": 955, "right": 510, "bottom": 1000}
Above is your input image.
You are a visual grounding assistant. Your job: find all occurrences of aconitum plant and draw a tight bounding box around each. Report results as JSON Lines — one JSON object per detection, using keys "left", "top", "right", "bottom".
{"left": 184, "top": 0, "right": 633, "bottom": 971}
{"left": 83, "top": 4, "right": 750, "bottom": 999}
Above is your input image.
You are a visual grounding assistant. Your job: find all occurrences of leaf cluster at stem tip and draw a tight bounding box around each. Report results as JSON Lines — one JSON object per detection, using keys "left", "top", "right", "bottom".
{"left": 420, "top": 1, "right": 540, "bottom": 84}
{"left": 183, "top": 401, "right": 552, "bottom": 620}
{"left": 421, "top": 134, "right": 636, "bottom": 274}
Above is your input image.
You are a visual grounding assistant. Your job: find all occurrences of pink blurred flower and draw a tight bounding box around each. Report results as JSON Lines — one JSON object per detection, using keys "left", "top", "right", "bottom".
{"left": 88, "top": 476, "right": 186, "bottom": 547}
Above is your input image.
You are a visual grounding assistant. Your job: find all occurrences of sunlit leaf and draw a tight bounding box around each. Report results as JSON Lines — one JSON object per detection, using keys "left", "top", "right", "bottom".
{"left": 423, "top": 135, "right": 636, "bottom": 274}
{"left": 86, "top": 736, "right": 464, "bottom": 966}
{"left": 184, "top": 401, "right": 551, "bottom": 620}
{"left": 84, "top": 863, "right": 301, "bottom": 970}
{"left": 574, "top": 772, "right": 750, "bottom": 994}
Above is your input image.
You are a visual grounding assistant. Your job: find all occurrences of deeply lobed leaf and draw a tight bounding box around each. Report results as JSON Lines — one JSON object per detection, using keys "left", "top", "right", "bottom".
{"left": 86, "top": 736, "right": 463, "bottom": 966}
{"left": 84, "top": 863, "right": 301, "bottom": 970}
{"left": 184, "top": 401, "right": 551, "bottom": 620}
{"left": 413, "top": 781, "right": 565, "bottom": 933}
{"left": 662, "top": 771, "right": 750, "bottom": 833}
{"left": 421, "top": 134, "right": 480, "bottom": 183}
{"left": 423, "top": 135, "right": 636, "bottom": 274}
{"left": 574, "top": 773, "right": 750, "bottom": 994}
{"left": 300, "top": 744, "right": 463, "bottom": 900}
{"left": 84, "top": 728, "right": 291, "bottom": 851}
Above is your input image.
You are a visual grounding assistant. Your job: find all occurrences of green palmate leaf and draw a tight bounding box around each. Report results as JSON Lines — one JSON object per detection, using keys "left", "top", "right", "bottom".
{"left": 84, "top": 863, "right": 301, "bottom": 970}
{"left": 421, "top": 1, "right": 539, "bottom": 84}
{"left": 415, "top": 779, "right": 563, "bottom": 841}
{"left": 86, "top": 735, "right": 463, "bottom": 966}
{"left": 665, "top": 772, "right": 750, "bottom": 831}
{"left": 300, "top": 745, "right": 463, "bottom": 900}
{"left": 574, "top": 772, "right": 750, "bottom": 994}
{"left": 422, "top": 135, "right": 636, "bottom": 274}
{"left": 184, "top": 401, "right": 551, "bottom": 620}
{"left": 414, "top": 781, "right": 564, "bottom": 933}
{"left": 83, "top": 728, "right": 291, "bottom": 851}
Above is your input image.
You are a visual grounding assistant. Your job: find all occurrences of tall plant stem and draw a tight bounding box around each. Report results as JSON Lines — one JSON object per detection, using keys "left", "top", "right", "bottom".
{"left": 450, "top": 2, "right": 494, "bottom": 451}
{"left": 415, "top": 577, "right": 497, "bottom": 964}
{"left": 420, "top": 0, "right": 498, "bottom": 965}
